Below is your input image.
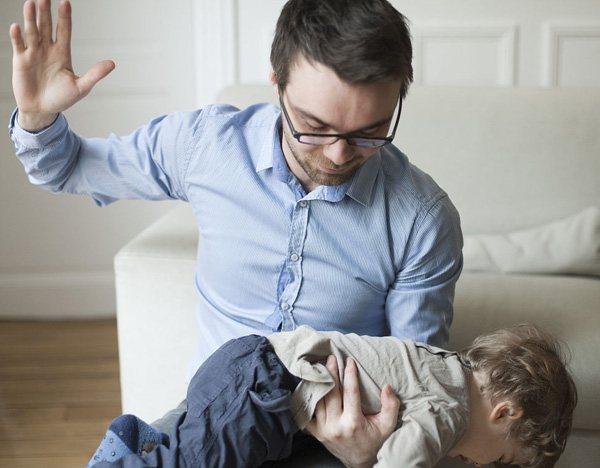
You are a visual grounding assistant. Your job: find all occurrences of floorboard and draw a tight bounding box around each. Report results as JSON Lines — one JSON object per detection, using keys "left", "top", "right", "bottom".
{"left": 0, "top": 320, "right": 121, "bottom": 468}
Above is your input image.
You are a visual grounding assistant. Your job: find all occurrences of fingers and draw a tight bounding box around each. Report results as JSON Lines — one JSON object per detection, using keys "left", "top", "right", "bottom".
{"left": 76, "top": 60, "right": 116, "bottom": 97}
{"left": 55, "top": 0, "right": 71, "bottom": 49}
{"left": 17, "top": 0, "right": 67, "bottom": 51}
{"left": 314, "top": 398, "right": 326, "bottom": 423}
{"left": 23, "top": 0, "right": 39, "bottom": 48}
{"left": 37, "top": 0, "right": 53, "bottom": 44}
{"left": 342, "top": 357, "right": 363, "bottom": 419}
{"left": 305, "top": 399, "right": 326, "bottom": 439}
{"left": 323, "top": 355, "right": 342, "bottom": 420}
{"left": 9, "top": 23, "right": 26, "bottom": 54}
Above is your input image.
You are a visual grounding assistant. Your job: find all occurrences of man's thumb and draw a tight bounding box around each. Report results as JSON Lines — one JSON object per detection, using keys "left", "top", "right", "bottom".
{"left": 375, "top": 384, "right": 401, "bottom": 431}
{"left": 77, "top": 60, "right": 116, "bottom": 97}
{"left": 382, "top": 384, "right": 400, "bottom": 409}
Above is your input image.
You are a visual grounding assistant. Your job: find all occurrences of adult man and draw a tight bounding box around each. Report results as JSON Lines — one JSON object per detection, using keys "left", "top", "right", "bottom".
{"left": 8, "top": 0, "right": 463, "bottom": 465}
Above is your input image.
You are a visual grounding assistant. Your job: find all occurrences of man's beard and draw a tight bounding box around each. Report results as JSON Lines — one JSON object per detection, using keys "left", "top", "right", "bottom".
{"left": 283, "top": 130, "right": 361, "bottom": 187}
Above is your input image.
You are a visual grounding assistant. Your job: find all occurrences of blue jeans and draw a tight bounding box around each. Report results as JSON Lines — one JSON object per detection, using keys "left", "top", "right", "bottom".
{"left": 95, "top": 335, "right": 312, "bottom": 467}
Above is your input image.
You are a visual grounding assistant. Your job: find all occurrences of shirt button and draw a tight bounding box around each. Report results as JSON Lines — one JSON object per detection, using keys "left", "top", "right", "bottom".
{"left": 299, "top": 200, "right": 308, "bottom": 208}
{"left": 290, "top": 253, "right": 300, "bottom": 262}
{"left": 280, "top": 301, "right": 290, "bottom": 311}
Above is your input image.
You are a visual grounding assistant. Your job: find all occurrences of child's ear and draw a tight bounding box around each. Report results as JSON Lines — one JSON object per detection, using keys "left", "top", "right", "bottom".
{"left": 490, "top": 401, "right": 523, "bottom": 422}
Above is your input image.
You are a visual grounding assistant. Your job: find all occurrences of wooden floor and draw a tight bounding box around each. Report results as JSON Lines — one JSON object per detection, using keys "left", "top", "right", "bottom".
{"left": 0, "top": 320, "right": 121, "bottom": 468}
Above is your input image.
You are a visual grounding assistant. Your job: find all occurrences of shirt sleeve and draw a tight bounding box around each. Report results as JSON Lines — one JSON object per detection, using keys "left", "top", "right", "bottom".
{"left": 7, "top": 106, "right": 205, "bottom": 207}
{"left": 374, "top": 401, "right": 466, "bottom": 468}
{"left": 385, "top": 195, "right": 463, "bottom": 348}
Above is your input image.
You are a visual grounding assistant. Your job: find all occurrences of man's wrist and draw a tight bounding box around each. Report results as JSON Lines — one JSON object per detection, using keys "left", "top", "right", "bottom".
{"left": 17, "top": 110, "right": 59, "bottom": 133}
{"left": 345, "top": 459, "right": 376, "bottom": 468}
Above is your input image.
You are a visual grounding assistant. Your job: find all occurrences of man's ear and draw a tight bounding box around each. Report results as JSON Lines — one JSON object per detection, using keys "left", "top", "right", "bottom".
{"left": 490, "top": 401, "right": 524, "bottom": 422}
{"left": 269, "top": 68, "right": 277, "bottom": 87}
{"left": 269, "top": 68, "right": 281, "bottom": 100}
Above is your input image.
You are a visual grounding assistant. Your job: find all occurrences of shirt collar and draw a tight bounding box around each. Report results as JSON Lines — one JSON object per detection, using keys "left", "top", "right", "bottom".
{"left": 345, "top": 151, "right": 381, "bottom": 207}
{"left": 256, "top": 107, "right": 381, "bottom": 207}
{"left": 255, "top": 111, "right": 279, "bottom": 173}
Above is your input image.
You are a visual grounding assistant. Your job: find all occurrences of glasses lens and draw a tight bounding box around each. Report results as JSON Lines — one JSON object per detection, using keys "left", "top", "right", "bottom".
{"left": 298, "top": 135, "right": 339, "bottom": 146}
{"left": 347, "top": 138, "right": 388, "bottom": 148}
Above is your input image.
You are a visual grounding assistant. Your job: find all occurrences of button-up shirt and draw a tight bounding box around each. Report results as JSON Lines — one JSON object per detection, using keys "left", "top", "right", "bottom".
{"left": 8, "top": 103, "right": 463, "bottom": 380}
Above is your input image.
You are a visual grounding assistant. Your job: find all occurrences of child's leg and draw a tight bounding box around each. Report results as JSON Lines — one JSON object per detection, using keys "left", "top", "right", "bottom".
{"left": 151, "top": 399, "right": 187, "bottom": 434}
{"left": 87, "top": 414, "right": 168, "bottom": 467}
{"left": 176, "top": 334, "right": 302, "bottom": 467}
{"left": 88, "top": 334, "right": 301, "bottom": 467}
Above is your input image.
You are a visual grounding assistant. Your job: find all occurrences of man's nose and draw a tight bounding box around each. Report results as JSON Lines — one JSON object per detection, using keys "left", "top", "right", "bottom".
{"left": 322, "top": 138, "right": 354, "bottom": 167}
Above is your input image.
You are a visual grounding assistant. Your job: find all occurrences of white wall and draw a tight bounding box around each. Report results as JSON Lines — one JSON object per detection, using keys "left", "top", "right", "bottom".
{"left": 0, "top": 0, "right": 196, "bottom": 318}
{"left": 196, "top": 0, "right": 600, "bottom": 102}
{"left": 1, "top": 0, "right": 599, "bottom": 318}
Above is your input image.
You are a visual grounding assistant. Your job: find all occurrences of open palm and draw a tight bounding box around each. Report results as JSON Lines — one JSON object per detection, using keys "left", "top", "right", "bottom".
{"left": 9, "top": 0, "right": 114, "bottom": 119}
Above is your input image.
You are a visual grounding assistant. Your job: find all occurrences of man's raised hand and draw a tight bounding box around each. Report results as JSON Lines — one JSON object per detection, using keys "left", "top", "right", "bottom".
{"left": 9, "top": 0, "right": 115, "bottom": 131}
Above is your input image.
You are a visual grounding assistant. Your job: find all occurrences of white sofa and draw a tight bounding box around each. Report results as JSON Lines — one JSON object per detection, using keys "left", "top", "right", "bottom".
{"left": 115, "top": 86, "right": 600, "bottom": 467}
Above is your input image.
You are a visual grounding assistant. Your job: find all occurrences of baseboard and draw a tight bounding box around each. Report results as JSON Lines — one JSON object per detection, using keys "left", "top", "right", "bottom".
{"left": 0, "top": 270, "right": 116, "bottom": 319}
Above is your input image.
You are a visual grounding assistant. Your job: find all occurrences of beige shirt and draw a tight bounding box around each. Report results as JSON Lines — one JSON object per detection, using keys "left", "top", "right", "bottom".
{"left": 267, "top": 325, "right": 470, "bottom": 467}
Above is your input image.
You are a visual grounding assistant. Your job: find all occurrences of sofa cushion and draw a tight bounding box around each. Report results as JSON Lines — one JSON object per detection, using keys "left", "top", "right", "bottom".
{"left": 451, "top": 271, "right": 600, "bottom": 431}
{"left": 463, "top": 206, "right": 600, "bottom": 276}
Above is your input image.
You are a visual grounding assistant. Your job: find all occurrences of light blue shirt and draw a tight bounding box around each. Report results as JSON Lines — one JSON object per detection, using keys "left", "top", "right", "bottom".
{"left": 8, "top": 103, "right": 463, "bottom": 380}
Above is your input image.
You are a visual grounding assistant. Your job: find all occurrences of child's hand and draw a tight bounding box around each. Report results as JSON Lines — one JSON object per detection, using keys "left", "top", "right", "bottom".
{"left": 305, "top": 355, "right": 401, "bottom": 468}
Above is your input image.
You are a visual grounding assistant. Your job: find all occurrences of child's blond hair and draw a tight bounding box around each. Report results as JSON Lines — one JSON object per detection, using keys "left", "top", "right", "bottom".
{"left": 460, "top": 324, "right": 577, "bottom": 467}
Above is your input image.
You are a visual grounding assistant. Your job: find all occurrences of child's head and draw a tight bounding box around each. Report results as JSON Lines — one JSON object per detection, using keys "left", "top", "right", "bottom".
{"left": 459, "top": 324, "right": 577, "bottom": 467}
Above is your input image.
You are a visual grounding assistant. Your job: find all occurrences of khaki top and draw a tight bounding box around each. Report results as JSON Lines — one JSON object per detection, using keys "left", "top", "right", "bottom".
{"left": 267, "top": 325, "right": 471, "bottom": 468}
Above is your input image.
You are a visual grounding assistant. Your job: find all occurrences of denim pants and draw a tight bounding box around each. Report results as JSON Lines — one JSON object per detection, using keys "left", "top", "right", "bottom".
{"left": 95, "top": 335, "right": 319, "bottom": 467}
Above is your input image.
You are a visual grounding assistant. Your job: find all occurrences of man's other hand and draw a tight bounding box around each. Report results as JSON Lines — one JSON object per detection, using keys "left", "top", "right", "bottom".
{"left": 305, "top": 355, "right": 401, "bottom": 468}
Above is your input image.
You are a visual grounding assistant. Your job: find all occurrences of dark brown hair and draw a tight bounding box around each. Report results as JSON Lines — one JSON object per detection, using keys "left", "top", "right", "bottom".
{"left": 270, "top": 0, "right": 413, "bottom": 98}
{"left": 461, "top": 324, "right": 577, "bottom": 467}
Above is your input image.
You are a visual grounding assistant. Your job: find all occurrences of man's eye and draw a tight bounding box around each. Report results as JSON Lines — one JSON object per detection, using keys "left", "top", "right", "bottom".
{"left": 307, "top": 123, "right": 326, "bottom": 131}
{"left": 360, "top": 126, "right": 383, "bottom": 136}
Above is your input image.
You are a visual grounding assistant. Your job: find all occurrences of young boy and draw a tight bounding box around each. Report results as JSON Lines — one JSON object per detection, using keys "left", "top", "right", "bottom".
{"left": 88, "top": 324, "right": 576, "bottom": 467}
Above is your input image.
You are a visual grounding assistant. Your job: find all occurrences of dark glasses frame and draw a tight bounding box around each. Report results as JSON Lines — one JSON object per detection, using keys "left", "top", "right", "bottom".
{"left": 279, "top": 93, "right": 403, "bottom": 148}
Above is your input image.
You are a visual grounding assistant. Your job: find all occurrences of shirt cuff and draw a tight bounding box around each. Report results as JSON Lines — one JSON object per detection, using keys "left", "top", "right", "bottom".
{"left": 7, "top": 107, "right": 67, "bottom": 149}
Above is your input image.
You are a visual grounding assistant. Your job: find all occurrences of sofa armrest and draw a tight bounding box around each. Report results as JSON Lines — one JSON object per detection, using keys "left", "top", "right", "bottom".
{"left": 114, "top": 203, "right": 198, "bottom": 422}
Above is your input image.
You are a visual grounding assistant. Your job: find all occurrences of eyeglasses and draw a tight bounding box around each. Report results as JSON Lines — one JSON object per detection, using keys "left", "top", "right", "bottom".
{"left": 279, "top": 93, "right": 402, "bottom": 148}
